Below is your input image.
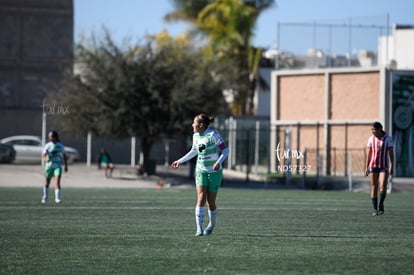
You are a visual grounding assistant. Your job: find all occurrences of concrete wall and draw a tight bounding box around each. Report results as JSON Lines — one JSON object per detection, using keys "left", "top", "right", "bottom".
{"left": 270, "top": 67, "right": 387, "bottom": 176}
{"left": 0, "top": 0, "right": 76, "bottom": 160}
{"left": 0, "top": 0, "right": 73, "bottom": 109}
{"left": 378, "top": 25, "right": 414, "bottom": 69}
{"left": 394, "top": 27, "right": 414, "bottom": 69}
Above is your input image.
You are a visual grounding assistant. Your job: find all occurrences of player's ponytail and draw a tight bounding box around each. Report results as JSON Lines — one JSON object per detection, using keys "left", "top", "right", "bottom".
{"left": 196, "top": 114, "right": 214, "bottom": 127}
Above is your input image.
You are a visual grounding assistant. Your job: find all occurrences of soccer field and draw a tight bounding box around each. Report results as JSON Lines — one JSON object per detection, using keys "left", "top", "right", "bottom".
{"left": 1, "top": 187, "right": 413, "bottom": 275}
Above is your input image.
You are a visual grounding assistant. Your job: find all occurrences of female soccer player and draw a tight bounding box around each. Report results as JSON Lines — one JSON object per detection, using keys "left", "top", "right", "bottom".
{"left": 365, "top": 122, "right": 394, "bottom": 216}
{"left": 97, "top": 147, "right": 114, "bottom": 178}
{"left": 171, "top": 114, "right": 229, "bottom": 236}
{"left": 41, "top": 131, "right": 68, "bottom": 204}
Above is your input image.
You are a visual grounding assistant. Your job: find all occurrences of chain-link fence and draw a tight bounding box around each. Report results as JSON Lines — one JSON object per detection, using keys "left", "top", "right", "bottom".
{"left": 304, "top": 148, "right": 366, "bottom": 177}
{"left": 275, "top": 14, "right": 391, "bottom": 69}
{"left": 214, "top": 118, "right": 271, "bottom": 175}
{"left": 212, "top": 118, "right": 367, "bottom": 178}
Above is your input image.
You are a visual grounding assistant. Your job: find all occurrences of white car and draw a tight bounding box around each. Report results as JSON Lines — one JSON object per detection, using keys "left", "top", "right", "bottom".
{"left": 0, "top": 135, "right": 80, "bottom": 163}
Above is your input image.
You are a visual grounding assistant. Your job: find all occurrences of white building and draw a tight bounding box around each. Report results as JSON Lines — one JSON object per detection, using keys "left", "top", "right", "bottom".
{"left": 378, "top": 25, "right": 414, "bottom": 69}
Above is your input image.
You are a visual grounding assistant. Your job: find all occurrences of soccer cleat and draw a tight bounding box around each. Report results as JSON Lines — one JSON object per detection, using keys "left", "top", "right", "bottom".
{"left": 203, "top": 226, "right": 215, "bottom": 236}
{"left": 41, "top": 198, "right": 47, "bottom": 204}
{"left": 195, "top": 230, "right": 203, "bottom": 236}
{"left": 372, "top": 210, "right": 378, "bottom": 216}
{"left": 55, "top": 198, "right": 62, "bottom": 204}
{"left": 379, "top": 204, "right": 384, "bottom": 215}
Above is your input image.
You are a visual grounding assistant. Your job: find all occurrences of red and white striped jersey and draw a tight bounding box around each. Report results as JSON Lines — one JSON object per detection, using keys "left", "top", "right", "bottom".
{"left": 367, "top": 133, "right": 393, "bottom": 169}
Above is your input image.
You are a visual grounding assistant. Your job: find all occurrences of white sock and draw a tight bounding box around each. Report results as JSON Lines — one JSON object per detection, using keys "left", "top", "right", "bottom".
{"left": 195, "top": 206, "right": 204, "bottom": 232}
{"left": 207, "top": 209, "right": 218, "bottom": 228}
{"left": 55, "top": 189, "right": 61, "bottom": 201}
{"left": 42, "top": 187, "right": 48, "bottom": 200}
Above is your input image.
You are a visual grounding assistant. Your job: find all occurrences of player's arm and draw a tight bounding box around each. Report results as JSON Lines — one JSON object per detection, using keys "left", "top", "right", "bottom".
{"left": 171, "top": 148, "right": 198, "bottom": 169}
{"left": 365, "top": 147, "right": 372, "bottom": 176}
{"left": 42, "top": 146, "right": 50, "bottom": 162}
{"left": 63, "top": 152, "right": 68, "bottom": 172}
{"left": 42, "top": 151, "right": 48, "bottom": 161}
{"left": 388, "top": 147, "right": 394, "bottom": 175}
{"left": 213, "top": 143, "right": 229, "bottom": 171}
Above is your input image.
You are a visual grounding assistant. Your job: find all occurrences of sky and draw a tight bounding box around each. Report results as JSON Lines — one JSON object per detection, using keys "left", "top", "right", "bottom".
{"left": 74, "top": 0, "right": 413, "bottom": 56}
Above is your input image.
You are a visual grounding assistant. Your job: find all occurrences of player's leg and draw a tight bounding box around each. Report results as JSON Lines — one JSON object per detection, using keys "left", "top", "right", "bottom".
{"left": 104, "top": 164, "right": 109, "bottom": 178}
{"left": 42, "top": 179, "right": 51, "bottom": 204}
{"left": 195, "top": 171, "right": 208, "bottom": 236}
{"left": 195, "top": 186, "right": 207, "bottom": 236}
{"left": 204, "top": 171, "right": 222, "bottom": 235}
{"left": 100, "top": 162, "right": 108, "bottom": 178}
{"left": 42, "top": 168, "right": 53, "bottom": 204}
{"left": 378, "top": 171, "right": 389, "bottom": 214}
{"left": 54, "top": 168, "right": 62, "bottom": 203}
{"left": 370, "top": 171, "right": 379, "bottom": 215}
{"left": 204, "top": 192, "right": 218, "bottom": 235}
{"left": 109, "top": 163, "right": 114, "bottom": 178}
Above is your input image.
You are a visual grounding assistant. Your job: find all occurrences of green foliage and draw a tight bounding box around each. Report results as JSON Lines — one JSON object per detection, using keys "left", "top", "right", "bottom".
{"left": 50, "top": 30, "right": 227, "bottom": 171}
{"left": 165, "top": 0, "right": 212, "bottom": 23}
{"left": 169, "top": 0, "right": 275, "bottom": 115}
{"left": 57, "top": 30, "right": 227, "bottom": 138}
{"left": 197, "top": 0, "right": 256, "bottom": 57}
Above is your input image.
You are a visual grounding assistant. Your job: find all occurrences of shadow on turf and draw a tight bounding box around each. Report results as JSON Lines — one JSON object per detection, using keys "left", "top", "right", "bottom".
{"left": 245, "top": 234, "right": 376, "bottom": 239}
{"left": 154, "top": 168, "right": 302, "bottom": 190}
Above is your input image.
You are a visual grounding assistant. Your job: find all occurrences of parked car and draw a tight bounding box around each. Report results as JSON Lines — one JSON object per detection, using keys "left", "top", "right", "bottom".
{"left": 0, "top": 135, "right": 80, "bottom": 163}
{"left": 0, "top": 143, "right": 16, "bottom": 163}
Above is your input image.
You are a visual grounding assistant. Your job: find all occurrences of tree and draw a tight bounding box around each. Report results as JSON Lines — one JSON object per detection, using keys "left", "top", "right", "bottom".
{"left": 167, "top": 0, "right": 275, "bottom": 115}
{"left": 52, "top": 30, "right": 226, "bottom": 173}
{"left": 165, "top": 0, "right": 211, "bottom": 23}
{"left": 197, "top": 0, "right": 255, "bottom": 115}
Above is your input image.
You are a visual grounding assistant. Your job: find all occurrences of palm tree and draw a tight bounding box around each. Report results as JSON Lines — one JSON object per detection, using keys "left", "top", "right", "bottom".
{"left": 165, "top": 0, "right": 211, "bottom": 23}
{"left": 166, "top": 0, "right": 275, "bottom": 115}
{"left": 197, "top": 0, "right": 255, "bottom": 56}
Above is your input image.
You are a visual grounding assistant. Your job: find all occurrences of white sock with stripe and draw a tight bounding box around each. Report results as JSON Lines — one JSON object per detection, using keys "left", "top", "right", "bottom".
{"left": 207, "top": 209, "right": 218, "bottom": 228}
{"left": 195, "top": 206, "right": 204, "bottom": 232}
{"left": 55, "top": 189, "right": 61, "bottom": 202}
{"left": 42, "top": 187, "right": 48, "bottom": 201}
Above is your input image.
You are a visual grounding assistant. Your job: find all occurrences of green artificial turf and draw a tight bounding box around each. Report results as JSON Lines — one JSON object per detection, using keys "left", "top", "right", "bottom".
{"left": 0, "top": 187, "right": 413, "bottom": 274}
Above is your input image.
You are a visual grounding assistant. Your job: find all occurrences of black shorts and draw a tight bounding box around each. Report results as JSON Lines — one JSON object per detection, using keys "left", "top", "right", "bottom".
{"left": 369, "top": 168, "right": 388, "bottom": 173}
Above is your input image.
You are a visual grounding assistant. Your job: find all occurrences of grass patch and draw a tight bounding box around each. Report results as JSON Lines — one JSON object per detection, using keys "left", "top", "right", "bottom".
{"left": 1, "top": 187, "right": 413, "bottom": 274}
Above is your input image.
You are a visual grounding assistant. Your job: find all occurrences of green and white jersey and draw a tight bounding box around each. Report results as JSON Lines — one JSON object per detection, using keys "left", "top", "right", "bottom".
{"left": 193, "top": 128, "right": 224, "bottom": 173}
{"left": 44, "top": 142, "right": 65, "bottom": 169}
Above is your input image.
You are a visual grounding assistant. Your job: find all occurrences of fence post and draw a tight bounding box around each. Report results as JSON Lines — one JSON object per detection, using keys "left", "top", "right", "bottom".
{"left": 131, "top": 136, "right": 136, "bottom": 167}
{"left": 41, "top": 111, "right": 46, "bottom": 168}
{"left": 344, "top": 122, "right": 348, "bottom": 176}
{"left": 227, "top": 117, "right": 236, "bottom": 170}
{"left": 245, "top": 129, "right": 250, "bottom": 182}
{"left": 254, "top": 121, "right": 260, "bottom": 175}
{"left": 316, "top": 154, "right": 321, "bottom": 185}
{"left": 316, "top": 121, "right": 320, "bottom": 176}
{"left": 302, "top": 149, "right": 307, "bottom": 189}
{"left": 285, "top": 127, "right": 292, "bottom": 184}
{"left": 348, "top": 154, "right": 353, "bottom": 192}
{"left": 296, "top": 122, "right": 301, "bottom": 175}
{"left": 86, "top": 131, "right": 92, "bottom": 167}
